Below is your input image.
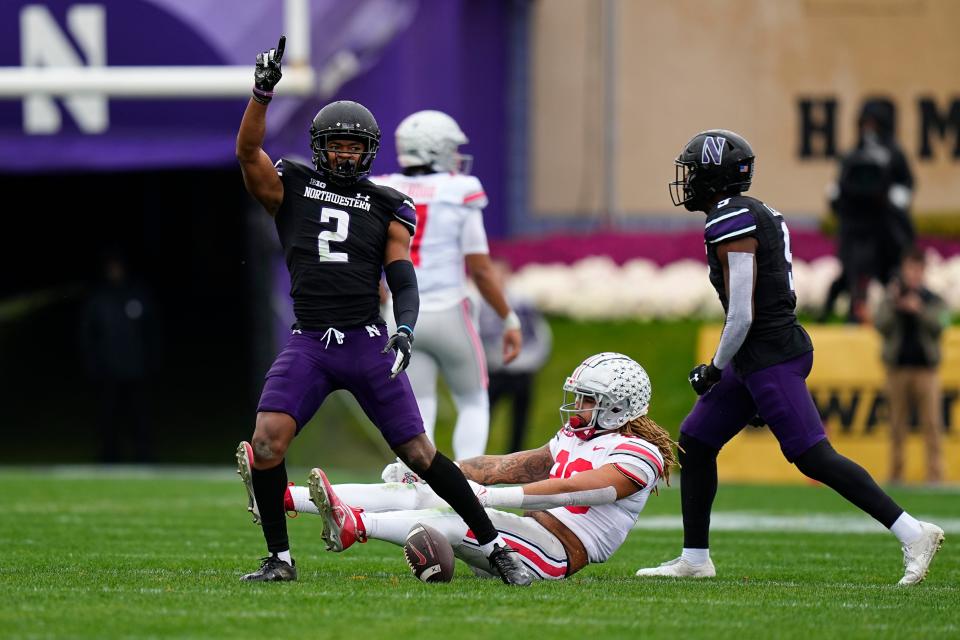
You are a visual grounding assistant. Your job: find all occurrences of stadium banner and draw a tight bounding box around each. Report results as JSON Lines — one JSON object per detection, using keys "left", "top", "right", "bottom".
{"left": 697, "top": 325, "right": 960, "bottom": 483}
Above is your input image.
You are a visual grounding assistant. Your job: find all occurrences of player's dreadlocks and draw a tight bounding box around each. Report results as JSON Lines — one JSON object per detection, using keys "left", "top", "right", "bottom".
{"left": 620, "top": 415, "right": 679, "bottom": 486}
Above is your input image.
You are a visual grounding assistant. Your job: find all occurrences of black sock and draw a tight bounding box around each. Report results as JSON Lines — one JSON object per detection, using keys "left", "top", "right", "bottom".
{"left": 794, "top": 440, "right": 903, "bottom": 527}
{"left": 251, "top": 460, "right": 289, "bottom": 554}
{"left": 679, "top": 433, "right": 720, "bottom": 549}
{"left": 417, "top": 450, "right": 498, "bottom": 545}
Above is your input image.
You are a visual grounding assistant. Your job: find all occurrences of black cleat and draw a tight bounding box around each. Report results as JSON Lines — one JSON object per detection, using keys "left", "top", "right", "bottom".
{"left": 240, "top": 555, "right": 297, "bottom": 582}
{"left": 488, "top": 543, "right": 535, "bottom": 586}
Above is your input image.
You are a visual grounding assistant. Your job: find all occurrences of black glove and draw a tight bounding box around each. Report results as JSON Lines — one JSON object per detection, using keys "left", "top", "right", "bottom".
{"left": 689, "top": 362, "right": 722, "bottom": 396}
{"left": 382, "top": 328, "right": 414, "bottom": 380}
{"left": 252, "top": 35, "right": 285, "bottom": 104}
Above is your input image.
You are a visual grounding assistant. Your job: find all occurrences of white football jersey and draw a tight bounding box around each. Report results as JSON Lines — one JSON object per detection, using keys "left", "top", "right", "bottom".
{"left": 372, "top": 172, "right": 489, "bottom": 311}
{"left": 546, "top": 428, "right": 664, "bottom": 564}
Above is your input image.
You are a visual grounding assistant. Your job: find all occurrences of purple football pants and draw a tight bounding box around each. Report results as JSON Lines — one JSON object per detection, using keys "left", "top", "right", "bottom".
{"left": 680, "top": 350, "right": 826, "bottom": 461}
{"left": 257, "top": 324, "right": 425, "bottom": 448}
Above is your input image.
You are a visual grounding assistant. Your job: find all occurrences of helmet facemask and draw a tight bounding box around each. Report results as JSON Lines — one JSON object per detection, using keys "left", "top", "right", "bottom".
{"left": 559, "top": 387, "right": 634, "bottom": 441}
{"left": 311, "top": 132, "right": 380, "bottom": 184}
{"left": 669, "top": 160, "right": 700, "bottom": 209}
{"left": 559, "top": 353, "right": 651, "bottom": 441}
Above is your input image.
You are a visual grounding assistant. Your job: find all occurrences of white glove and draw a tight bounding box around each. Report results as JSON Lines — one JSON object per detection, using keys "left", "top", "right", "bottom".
{"left": 380, "top": 458, "right": 423, "bottom": 484}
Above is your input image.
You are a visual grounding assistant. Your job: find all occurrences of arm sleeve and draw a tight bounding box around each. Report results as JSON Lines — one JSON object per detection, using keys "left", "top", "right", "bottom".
{"left": 385, "top": 260, "right": 419, "bottom": 333}
{"left": 460, "top": 209, "right": 490, "bottom": 255}
{"left": 483, "top": 485, "right": 618, "bottom": 509}
{"left": 712, "top": 251, "right": 755, "bottom": 370}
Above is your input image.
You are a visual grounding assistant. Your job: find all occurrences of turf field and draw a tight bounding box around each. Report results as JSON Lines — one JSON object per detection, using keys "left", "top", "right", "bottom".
{"left": 2, "top": 468, "right": 957, "bottom": 639}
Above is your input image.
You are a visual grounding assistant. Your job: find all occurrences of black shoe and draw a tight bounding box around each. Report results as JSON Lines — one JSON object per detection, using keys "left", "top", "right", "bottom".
{"left": 488, "top": 543, "right": 535, "bottom": 586}
{"left": 240, "top": 555, "right": 297, "bottom": 582}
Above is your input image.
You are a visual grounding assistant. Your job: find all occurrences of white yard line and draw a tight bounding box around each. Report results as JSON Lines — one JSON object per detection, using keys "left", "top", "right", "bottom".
{"left": 635, "top": 512, "right": 960, "bottom": 534}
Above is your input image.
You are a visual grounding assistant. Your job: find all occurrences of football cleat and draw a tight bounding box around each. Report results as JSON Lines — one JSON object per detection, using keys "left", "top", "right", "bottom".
{"left": 635, "top": 556, "right": 716, "bottom": 578}
{"left": 308, "top": 468, "right": 366, "bottom": 552}
{"left": 240, "top": 555, "right": 297, "bottom": 582}
{"left": 235, "top": 441, "right": 260, "bottom": 525}
{"left": 898, "top": 521, "right": 945, "bottom": 586}
{"left": 487, "top": 543, "right": 536, "bottom": 586}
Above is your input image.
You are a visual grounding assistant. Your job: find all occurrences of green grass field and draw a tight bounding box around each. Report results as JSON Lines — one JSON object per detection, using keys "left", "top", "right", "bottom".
{"left": 2, "top": 468, "right": 957, "bottom": 639}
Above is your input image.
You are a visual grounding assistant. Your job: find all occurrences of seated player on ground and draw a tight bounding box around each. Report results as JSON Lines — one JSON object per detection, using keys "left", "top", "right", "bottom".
{"left": 284, "top": 353, "right": 678, "bottom": 579}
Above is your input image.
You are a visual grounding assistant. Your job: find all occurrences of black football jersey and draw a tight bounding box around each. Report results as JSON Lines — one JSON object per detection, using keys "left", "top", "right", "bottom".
{"left": 274, "top": 158, "right": 416, "bottom": 328}
{"left": 704, "top": 195, "right": 813, "bottom": 375}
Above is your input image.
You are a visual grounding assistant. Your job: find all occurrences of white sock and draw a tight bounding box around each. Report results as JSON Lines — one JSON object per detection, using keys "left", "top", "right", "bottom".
{"left": 890, "top": 512, "right": 924, "bottom": 545}
{"left": 681, "top": 548, "right": 710, "bottom": 566}
{"left": 289, "top": 483, "right": 447, "bottom": 515}
{"left": 479, "top": 533, "right": 508, "bottom": 557}
{"left": 451, "top": 389, "right": 490, "bottom": 459}
{"left": 289, "top": 486, "right": 319, "bottom": 514}
{"left": 363, "top": 508, "right": 466, "bottom": 546}
{"left": 276, "top": 550, "right": 292, "bottom": 564}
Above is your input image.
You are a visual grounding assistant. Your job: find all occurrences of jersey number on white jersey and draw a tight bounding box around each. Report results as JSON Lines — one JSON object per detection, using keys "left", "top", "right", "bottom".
{"left": 410, "top": 203, "right": 428, "bottom": 266}
{"left": 550, "top": 450, "right": 594, "bottom": 514}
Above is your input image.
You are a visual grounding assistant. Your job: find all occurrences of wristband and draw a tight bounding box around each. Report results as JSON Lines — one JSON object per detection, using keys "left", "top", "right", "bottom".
{"left": 503, "top": 310, "right": 521, "bottom": 331}
{"left": 252, "top": 86, "right": 274, "bottom": 104}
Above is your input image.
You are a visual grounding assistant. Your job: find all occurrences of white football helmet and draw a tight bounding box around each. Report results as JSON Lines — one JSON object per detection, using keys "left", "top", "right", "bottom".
{"left": 560, "top": 353, "right": 652, "bottom": 438}
{"left": 395, "top": 110, "right": 472, "bottom": 174}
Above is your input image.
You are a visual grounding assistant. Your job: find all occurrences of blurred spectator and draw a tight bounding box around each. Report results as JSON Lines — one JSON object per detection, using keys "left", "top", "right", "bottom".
{"left": 825, "top": 98, "right": 915, "bottom": 323}
{"left": 478, "top": 261, "right": 552, "bottom": 452}
{"left": 80, "top": 252, "right": 160, "bottom": 463}
{"left": 874, "top": 248, "right": 949, "bottom": 484}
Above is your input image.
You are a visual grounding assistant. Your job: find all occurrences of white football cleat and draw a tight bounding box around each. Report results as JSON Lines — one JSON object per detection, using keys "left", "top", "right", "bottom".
{"left": 898, "top": 521, "right": 944, "bottom": 586}
{"left": 235, "top": 441, "right": 260, "bottom": 525}
{"left": 635, "top": 556, "right": 716, "bottom": 578}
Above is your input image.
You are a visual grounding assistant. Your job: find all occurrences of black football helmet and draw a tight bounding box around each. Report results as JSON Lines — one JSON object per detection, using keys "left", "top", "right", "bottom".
{"left": 669, "top": 129, "right": 755, "bottom": 212}
{"left": 309, "top": 100, "right": 381, "bottom": 183}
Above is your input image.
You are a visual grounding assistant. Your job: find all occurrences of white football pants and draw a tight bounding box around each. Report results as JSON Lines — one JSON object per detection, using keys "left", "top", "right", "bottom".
{"left": 288, "top": 483, "right": 568, "bottom": 580}
{"left": 385, "top": 299, "right": 490, "bottom": 458}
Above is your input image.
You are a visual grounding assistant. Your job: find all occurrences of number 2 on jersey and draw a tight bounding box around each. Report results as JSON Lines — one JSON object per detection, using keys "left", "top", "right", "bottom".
{"left": 317, "top": 207, "right": 349, "bottom": 262}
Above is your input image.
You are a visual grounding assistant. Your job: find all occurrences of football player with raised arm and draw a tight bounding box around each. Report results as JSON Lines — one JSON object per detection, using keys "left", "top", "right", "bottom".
{"left": 233, "top": 37, "right": 534, "bottom": 586}
{"left": 635, "top": 130, "right": 943, "bottom": 586}
{"left": 374, "top": 110, "right": 522, "bottom": 459}
{"left": 285, "top": 353, "right": 677, "bottom": 580}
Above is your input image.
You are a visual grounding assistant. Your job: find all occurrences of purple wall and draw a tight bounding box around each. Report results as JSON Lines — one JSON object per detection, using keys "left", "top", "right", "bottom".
{"left": 0, "top": 0, "right": 514, "bottom": 235}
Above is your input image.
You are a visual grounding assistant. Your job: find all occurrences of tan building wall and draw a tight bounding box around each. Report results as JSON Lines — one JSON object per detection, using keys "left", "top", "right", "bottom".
{"left": 530, "top": 0, "right": 960, "bottom": 219}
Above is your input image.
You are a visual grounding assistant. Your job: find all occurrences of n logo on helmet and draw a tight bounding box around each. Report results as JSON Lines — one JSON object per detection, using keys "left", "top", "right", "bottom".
{"left": 701, "top": 136, "right": 726, "bottom": 165}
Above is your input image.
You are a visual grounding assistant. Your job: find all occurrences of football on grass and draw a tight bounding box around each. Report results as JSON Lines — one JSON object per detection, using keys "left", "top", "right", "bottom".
{"left": 403, "top": 523, "right": 455, "bottom": 583}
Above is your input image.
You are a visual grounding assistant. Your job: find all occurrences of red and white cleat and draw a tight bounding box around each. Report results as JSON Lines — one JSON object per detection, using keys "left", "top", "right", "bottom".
{"left": 307, "top": 468, "right": 366, "bottom": 552}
